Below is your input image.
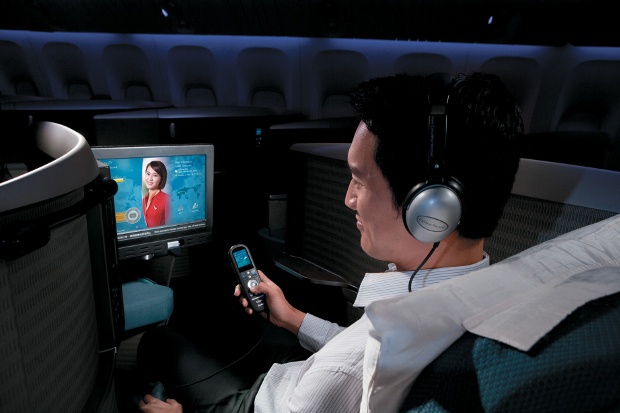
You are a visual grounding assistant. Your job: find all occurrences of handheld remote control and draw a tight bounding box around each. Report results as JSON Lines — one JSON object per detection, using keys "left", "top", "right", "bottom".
{"left": 229, "top": 244, "right": 266, "bottom": 312}
{"left": 151, "top": 381, "right": 167, "bottom": 401}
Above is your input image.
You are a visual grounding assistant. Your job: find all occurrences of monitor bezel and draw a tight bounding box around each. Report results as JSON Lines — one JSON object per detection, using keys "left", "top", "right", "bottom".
{"left": 92, "top": 143, "right": 214, "bottom": 260}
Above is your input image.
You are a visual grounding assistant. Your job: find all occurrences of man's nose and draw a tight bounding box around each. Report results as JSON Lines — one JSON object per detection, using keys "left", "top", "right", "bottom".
{"left": 344, "top": 187, "right": 356, "bottom": 209}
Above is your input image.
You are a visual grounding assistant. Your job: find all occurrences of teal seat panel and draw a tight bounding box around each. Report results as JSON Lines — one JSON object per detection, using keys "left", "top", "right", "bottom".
{"left": 400, "top": 292, "right": 620, "bottom": 413}
{"left": 122, "top": 278, "right": 174, "bottom": 331}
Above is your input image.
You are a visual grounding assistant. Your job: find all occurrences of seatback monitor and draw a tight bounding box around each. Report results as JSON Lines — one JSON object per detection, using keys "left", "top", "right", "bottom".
{"left": 92, "top": 144, "right": 214, "bottom": 260}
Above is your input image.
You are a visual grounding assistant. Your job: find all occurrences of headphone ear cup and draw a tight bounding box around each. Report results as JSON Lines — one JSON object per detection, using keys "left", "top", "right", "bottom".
{"left": 403, "top": 180, "right": 462, "bottom": 243}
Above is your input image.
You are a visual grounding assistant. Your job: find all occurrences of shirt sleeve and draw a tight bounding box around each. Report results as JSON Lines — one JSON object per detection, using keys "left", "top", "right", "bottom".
{"left": 297, "top": 313, "right": 346, "bottom": 352}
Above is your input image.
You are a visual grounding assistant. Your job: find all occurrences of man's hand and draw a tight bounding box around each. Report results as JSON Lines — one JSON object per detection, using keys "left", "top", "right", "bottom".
{"left": 138, "top": 394, "right": 183, "bottom": 413}
{"left": 234, "top": 270, "right": 306, "bottom": 334}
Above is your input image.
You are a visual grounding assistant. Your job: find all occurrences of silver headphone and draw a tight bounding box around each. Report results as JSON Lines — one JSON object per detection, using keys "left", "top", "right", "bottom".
{"left": 402, "top": 82, "right": 463, "bottom": 243}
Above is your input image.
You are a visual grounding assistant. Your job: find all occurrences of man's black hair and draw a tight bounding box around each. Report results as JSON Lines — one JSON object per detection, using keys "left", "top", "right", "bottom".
{"left": 349, "top": 72, "right": 523, "bottom": 239}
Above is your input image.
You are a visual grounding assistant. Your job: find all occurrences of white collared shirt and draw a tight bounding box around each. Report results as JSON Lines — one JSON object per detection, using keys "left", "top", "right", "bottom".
{"left": 355, "top": 253, "right": 490, "bottom": 307}
{"left": 254, "top": 254, "right": 489, "bottom": 413}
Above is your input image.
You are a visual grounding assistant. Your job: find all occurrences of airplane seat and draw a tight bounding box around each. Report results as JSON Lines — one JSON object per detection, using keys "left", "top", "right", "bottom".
{"left": 477, "top": 55, "right": 612, "bottom": 168}
{"left": 392, "top": 52, "right": 454, "bottom": 78}
{"left": 307, "top": 49, "right": 369, "bottom": 119}
{"left": 519, "top": 129, "right": 612, "bottom": 169}
{"left": 184, "top": 86, "right": 218, "bottom": 107}
{"left": 0, "top": 121, "right": 122, "bottom": 413}
{"left": 116, "top": 257, "right": 176, "bottom": 337}
{"left": 0, "top": 39, "right": 43, "bottom": 97}
{"left": 166, "top": 45, "right": 219, "bottom": 107}
{"left": 69, "top": 81, "right": 95, "bottom": 100}
{"left": 395, "top": 293, "right": 620, "bottom": 413}
{"left": 237, "top": 47, "right": 292, "bottom": 109}
{"left": 551, "top": 59, "right": 620, "bottom": 171}
{"left": 102, "top": 43, "right": 160, "bottom": 102}
{"left": 124, "top": 83, "right": 154, "bottom": 102}
{"left": 372, "top": 214, "right": 620, "bottom": 413}
{"left": 41, "top": 41, "right": 94, "bottom": 99}
{"left": 478, "top": 55, "right": 542, "bottom": 134}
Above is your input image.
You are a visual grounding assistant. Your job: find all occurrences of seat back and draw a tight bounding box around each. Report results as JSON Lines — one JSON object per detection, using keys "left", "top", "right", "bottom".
{"left": 0, "top": 122, "right": 121, "bottom": 413}
{"left": 399, "top": 291, "right": 620, "bottom": 413}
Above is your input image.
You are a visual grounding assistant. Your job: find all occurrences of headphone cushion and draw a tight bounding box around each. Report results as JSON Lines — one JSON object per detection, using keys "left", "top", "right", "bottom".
{"left": 403, "top": 181, "right": 462, "bottom": 243}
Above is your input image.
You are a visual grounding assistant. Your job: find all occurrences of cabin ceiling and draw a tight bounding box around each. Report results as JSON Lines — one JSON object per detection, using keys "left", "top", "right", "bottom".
{"left": 1, "top": 0, "right": 617, "bottom": 47}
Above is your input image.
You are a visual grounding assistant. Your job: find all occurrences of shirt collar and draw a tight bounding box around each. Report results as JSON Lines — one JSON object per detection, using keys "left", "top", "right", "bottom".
{"left": 353, "top": 252, "right": 490, "bottom": 308}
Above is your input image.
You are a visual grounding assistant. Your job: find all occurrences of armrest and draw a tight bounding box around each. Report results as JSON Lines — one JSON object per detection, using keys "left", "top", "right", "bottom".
{"left": 274, "top": 252, "right": 357, "bottom": 291}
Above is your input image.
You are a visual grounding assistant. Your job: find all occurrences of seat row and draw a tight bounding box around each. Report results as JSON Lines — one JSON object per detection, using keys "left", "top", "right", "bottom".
{"left": 1, "top": 30, "right": 620, "bottom": 170}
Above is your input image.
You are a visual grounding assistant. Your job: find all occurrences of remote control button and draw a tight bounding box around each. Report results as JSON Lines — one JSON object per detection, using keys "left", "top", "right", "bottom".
{"left": 248, "top": 279, "right": 259, "bottom": 288}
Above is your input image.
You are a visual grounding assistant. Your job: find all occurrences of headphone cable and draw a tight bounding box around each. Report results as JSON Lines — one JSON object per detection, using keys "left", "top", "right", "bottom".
{"left": 169, "top": 242, "right": 436, "bottom": 390}
{"left": 168, "top": 244, "right": 436, "bottom": 393}
{"left": 408, "top": 242, "right": 440, "bottom": 292}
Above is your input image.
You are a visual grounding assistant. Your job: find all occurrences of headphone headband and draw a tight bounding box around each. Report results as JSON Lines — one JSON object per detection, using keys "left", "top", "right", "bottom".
{"left": 427, "top": 101, "right": 448, "bottom": 181}
{"left": 402, "top": 74, "right": 463, "bottom": 243}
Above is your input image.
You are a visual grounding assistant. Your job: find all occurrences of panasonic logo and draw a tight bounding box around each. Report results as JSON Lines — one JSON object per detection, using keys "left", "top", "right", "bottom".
{"left": 417, "top": 216, "right": 448, "bottom": 232}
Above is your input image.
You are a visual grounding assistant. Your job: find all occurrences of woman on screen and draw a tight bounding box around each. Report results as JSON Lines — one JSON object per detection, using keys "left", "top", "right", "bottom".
{"left": 142, "top": 160, "right": 170, "bottom": 228}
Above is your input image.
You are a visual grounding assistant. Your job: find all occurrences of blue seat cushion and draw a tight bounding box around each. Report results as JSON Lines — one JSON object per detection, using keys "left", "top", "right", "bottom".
{"left": 400, "top": 292, "right": 620, "bottom": 413}
{"left": 122, "top": 278, "right": 174, "bottom": 331}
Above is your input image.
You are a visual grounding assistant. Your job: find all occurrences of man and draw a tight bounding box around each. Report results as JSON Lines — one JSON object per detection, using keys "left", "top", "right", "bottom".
{"left": 137, "top": 72, "right": 523, "bottom": 413}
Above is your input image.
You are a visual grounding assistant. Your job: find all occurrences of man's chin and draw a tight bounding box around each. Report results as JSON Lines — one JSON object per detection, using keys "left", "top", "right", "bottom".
{"left": 360, "top": 240, "right": 390, "bottom": 263}
{"left": 359, "top": 240, "right": 373, "bottom": 258}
